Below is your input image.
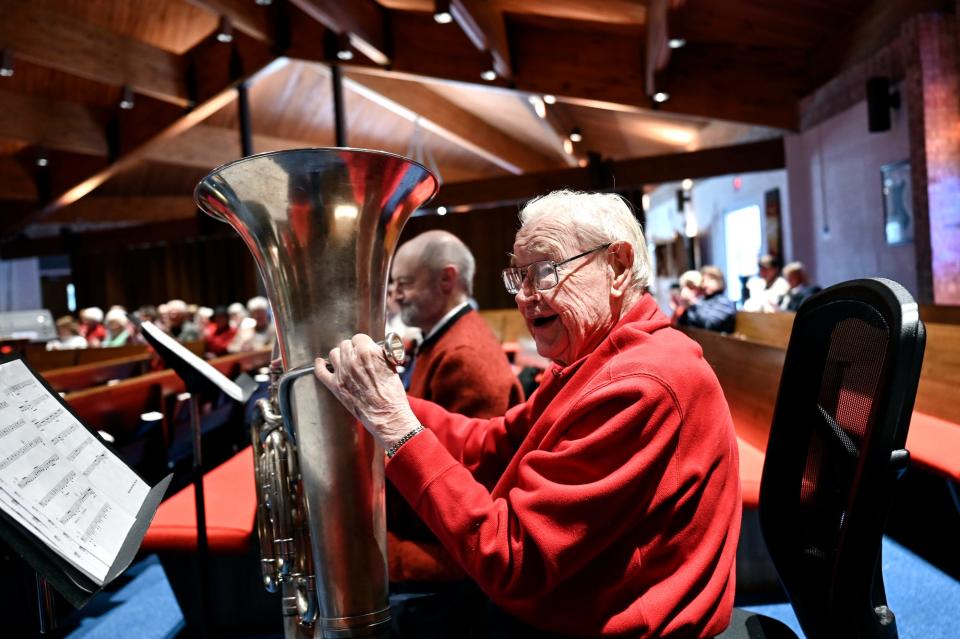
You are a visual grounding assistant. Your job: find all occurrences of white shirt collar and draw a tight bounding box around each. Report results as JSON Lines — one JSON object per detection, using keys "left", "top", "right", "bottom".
{"left": 422, "top": 301, "right": 471, "bottom": 343}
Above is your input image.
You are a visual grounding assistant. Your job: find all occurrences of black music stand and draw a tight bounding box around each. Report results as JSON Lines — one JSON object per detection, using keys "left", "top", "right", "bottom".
{"left": 137, "top": 320, "right": 256, "bottom": 639}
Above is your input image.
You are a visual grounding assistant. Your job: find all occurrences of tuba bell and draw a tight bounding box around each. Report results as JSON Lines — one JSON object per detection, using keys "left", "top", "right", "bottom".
{"left": 195, "top": 149, "right": 438, "bottom": 638}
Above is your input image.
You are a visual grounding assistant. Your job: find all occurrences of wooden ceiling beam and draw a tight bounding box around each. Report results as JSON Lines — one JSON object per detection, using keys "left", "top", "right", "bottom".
{"left": 345, "top": 71, "right": 558, "bottom": 174}
{"left": 383, "top": 11, "right": 794, "bottom": 129}
{"left": 0, "top": 91, "right": 108, "bottom": 157}
{"left": 188, "top": 0, "right": 276, "bottom": 43}
{"left": 43, "top": 197, "right": 198, "bottom": 226}
{"left": 142, "top": 124, "right": 320, "bottom": 170}
{"left": 430, "top": 138, "right": 785, "bottom": 209}
{"left": 378, "top": 0, "right": 648, "bottom": 26}
{"left": 0, "top": 0, "right": 189, "bottom": 106}
{"left": 0, "top": 31, "right": 281, "bottom": 239}
{"left": 0, "top": 157, "right": 37, "bottom": 200}
{"left": 289, "top": 0, "right": 390, "bottom": 64}
{"left": 450, "top": 0, "right": 513, "bottom": 79}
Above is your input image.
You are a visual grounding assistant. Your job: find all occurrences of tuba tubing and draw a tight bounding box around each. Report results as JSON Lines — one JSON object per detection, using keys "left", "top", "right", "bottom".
{"left": 195, "top": 148, "right": 438, "bottom": 638}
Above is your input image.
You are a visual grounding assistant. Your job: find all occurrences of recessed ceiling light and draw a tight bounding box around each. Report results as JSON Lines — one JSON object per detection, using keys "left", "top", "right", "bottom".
{"left": 480, "top": 69, "right": 496, "bottom": 81}
{"left": 437, "top": 206, "right": 448, "bottom": 216}
{"left": 569, "top": 128, "right": 583, "bottom": 143}
{"left": 668, "top": 38, "right": 686, "bottom": 49}
{"left": 652, "top": 92, "right": 670, "bottom": 103}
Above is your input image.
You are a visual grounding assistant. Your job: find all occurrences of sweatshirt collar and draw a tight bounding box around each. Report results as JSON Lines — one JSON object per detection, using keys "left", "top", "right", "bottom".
{"left": 548, "top": 294, "right": 669, "bottom": 379}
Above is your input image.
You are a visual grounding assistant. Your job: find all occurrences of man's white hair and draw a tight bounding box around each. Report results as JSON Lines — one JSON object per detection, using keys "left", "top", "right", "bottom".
{"left": 409, "top": 230, "right": 476, "bottom": 296}
{"left": 247, "top": 296, "right": 270, "bottom": 312}
{"left": 519, "top": 190, "right": 652, "bottom": 290}
{"left": 80, "top": 306, "right": 104, "bottom": 323}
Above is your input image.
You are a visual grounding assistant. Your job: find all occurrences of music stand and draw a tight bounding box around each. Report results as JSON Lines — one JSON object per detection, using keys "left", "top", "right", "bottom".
{"left": 136, "top": 320, "right": 256, "bottom": 639}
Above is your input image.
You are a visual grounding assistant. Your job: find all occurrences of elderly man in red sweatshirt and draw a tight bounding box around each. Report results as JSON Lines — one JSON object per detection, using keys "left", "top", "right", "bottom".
{"left": 316, "top": 190, "right": 741, "bottom": 638}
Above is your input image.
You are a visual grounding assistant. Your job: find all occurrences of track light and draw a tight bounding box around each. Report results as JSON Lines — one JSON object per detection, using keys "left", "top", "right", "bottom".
{"left": 569, "top": 128, "right": 583, "bottom": 143}
{"left": 216, "top": 16, "right": 234, "bottom": 43}
{"left": 434, "top": 0, "right": 452, "bottom": 24}
{"left": 480, "top": 69, "right": 496, "bottom": 81}
{"left": 528, "top": 95, "right": 546, "bottom": 119}
{"left": 668, "top": 38, "right": 686, "bottom": 49}
{"left": 119, "top": 84, "right": 135, "bottom": 110}
{"left": 543, "top": 94, "right": 556, "bottom": 105}
{"left": 652, "top": 91, "right": 670, "bottom": 103}
{"left": 0, "top": 49, "right": 13, "bottom": 77}
{"left": 336, "top": 33, "right": 354, "bottom": 61}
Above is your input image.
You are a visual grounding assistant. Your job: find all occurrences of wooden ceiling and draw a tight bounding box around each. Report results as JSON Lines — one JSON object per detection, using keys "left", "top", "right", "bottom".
{"left": 0, "top": 0, "right": 952, "bottom": 245}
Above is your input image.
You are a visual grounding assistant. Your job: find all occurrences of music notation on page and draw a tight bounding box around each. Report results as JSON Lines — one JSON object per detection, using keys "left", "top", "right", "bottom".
{"left": 0, "top": 358, "right": 151, "bottom": 585}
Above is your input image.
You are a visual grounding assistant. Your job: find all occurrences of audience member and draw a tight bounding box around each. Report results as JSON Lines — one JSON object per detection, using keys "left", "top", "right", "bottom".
{"left": 165, "top": 299, "right": 201, "bottom": 342}
{"left": 101, "top": 308, "right": 131, "bottom": 347}
{"left": 229, "top": 296, "right": 276, "bottom": 352}
{"left": 743, "top": 254, "right": 789, "bottom": 312}
{"left": 315, "top": 190, "right": 740, "bottom": 638}
{"left": 779, "top": 261, "right": 821, "bottom": 311}
{"left": 386, "top": 231, "right": 525, "bottom": 636}
{"left": 46, "top": 316, "right": 88, "bottom": 351}
{"left": 677, "top": 265, "right": 737, "bottom": 333}
{"left": 669, "top": 269, "right": 703, "bottom": 325}
{"left": 228, "top": 302, "right": 248, "bottom": 329}
{"left": 78, "top": 307, "right": 106, "bottom": 347}
{"left": 204, "top": 305, "right": 237, "bottom": 357}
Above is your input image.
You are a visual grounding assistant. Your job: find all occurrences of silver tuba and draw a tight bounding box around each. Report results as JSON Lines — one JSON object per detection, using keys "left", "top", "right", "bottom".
{"left": 195, "top": 149, "right": 438, "bottom": 638}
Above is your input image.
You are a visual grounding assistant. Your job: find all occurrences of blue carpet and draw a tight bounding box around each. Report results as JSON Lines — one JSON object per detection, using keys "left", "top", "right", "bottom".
{"left": 65, "top": 555, "right": 184, "bottom": 639}
{"left": 66, "top": 537, "right": 959, "bottom": 638}
{"left": 742, "top": 537, "right": 960, "bottom": 638}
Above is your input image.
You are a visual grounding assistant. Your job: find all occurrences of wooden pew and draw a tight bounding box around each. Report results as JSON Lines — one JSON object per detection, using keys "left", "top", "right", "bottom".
{"left": 40, "top": 353, "right": 152, "bottom": 393}
{"left": 683, "top": 305, "right": 960, "bottom": 506}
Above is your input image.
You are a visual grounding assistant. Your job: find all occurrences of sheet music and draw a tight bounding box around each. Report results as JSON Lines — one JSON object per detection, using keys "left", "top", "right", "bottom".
{"left": 0, "top": 359, "right": 151, "bottom": 585}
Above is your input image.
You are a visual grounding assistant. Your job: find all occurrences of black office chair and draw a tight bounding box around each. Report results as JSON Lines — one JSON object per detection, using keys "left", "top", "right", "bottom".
{"left": 720, "top": 278, "right": 926, "bottom": 639}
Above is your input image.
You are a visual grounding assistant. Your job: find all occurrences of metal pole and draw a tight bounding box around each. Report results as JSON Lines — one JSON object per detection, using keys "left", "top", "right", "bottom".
{"left": 34, "top": 573, "right": 57, "bottom": 634}
{"left": 188, "top": 392, "right": 209, "bottom": 639}
{"left": 331, "top": 65, "right": 347, "bottom": 147}
{"left": 238, "top": 81, "right": 254, "bottom": 158}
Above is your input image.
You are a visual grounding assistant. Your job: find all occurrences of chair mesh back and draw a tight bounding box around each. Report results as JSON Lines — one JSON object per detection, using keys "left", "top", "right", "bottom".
{"left": 759, "top": 280, "right": 924, "bottom": 639}
{"left": 798, "top": 314, "right": 888, "bottom": 564}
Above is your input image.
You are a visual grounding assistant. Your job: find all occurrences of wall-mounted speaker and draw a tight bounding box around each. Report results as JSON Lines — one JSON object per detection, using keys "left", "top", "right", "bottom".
{"left": 867, "top": 76, "right": 901, "bottom": 133}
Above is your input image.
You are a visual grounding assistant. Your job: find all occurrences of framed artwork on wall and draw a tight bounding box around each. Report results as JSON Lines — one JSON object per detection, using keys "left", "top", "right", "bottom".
{"left": 881, "top": 160, "right": 913, "bottom": 245}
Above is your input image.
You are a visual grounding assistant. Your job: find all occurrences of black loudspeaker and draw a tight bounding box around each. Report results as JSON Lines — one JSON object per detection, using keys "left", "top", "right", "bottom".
{"left": 867, "top": 76, "right": 900, "bottom": 133}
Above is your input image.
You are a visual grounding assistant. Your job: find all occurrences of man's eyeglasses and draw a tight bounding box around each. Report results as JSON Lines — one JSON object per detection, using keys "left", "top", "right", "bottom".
{"left": 502, "top": 243, "right": 612, "bottom": 295}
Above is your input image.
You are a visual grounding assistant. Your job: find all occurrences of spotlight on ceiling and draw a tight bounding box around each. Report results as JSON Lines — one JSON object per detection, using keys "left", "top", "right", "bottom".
{"left": 528, "top": 95, "right": 546, "bottom": 119}
{"left": 437, "top": 206, "right": 448, "bottom": 216}
{"left": 569, "top": 128, "right": 583, "bottom": 143}
{"left": 668, "top": 38, "right": 686, "bottom": 49}
{"left": 434, "top": 0, "right": 453, "bottom": 24}
{"left": 216, "top": 16, "right": 234, "bottom": 43}
{"left": 0, "top": 49, "right": 13, "bottom": 77}
{"left": 652, "top": 91, "right": 670, "bottom": 104}
{"left": 119, "top": 84, "right": 135, "bottom": 110}
{"left": 543, "top": 94, "right": 557, "bottom": 105}
{"left": 480, "top": 69, "right": 497, "bottom": 81}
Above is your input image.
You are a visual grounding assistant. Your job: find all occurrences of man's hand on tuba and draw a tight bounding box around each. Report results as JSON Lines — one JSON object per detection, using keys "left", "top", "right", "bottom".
{"left": 315, "top": 333, "right": 422, "bottom": 453}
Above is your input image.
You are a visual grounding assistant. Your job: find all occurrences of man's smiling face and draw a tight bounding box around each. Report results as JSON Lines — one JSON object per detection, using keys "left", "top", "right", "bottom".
{"left": 511, "top": 217, "right": 616, "bottom": 367}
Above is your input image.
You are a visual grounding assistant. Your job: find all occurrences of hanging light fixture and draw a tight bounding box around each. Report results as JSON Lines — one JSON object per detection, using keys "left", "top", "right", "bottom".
{"left": 0, "top": 49, "right": 13, "bottom": 78}
{"left": 433, "top": 0, "right": 453, "bottom": 24}
{"left": 119, "top": 84, "right": 135, "bottom": 110}
{"left": 216, "top": 16, "right": 234, "bottom": 43}
{"left": 336, "top": 33, "right": 354, "bottom": 61}
{"left": 569, "top": 128, "right": 583, "bottom": 143}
